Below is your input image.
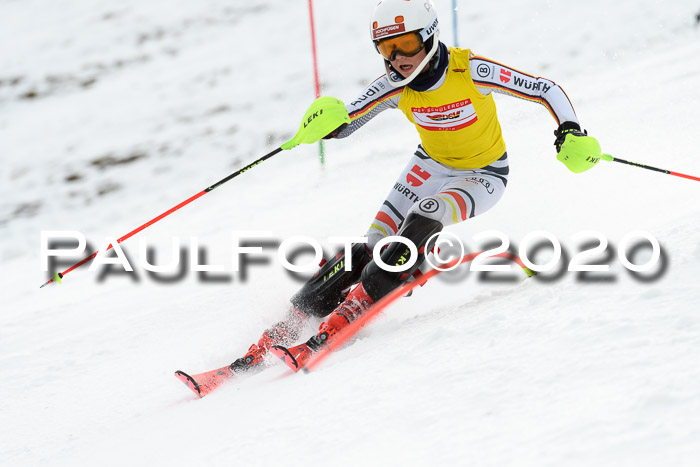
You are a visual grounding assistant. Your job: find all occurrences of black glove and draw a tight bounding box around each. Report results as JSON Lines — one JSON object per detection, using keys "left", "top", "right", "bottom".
{"left": 322, "top": 123, "right": 348, "bottom": 140}
{"left": 554, "top": 121, "right": 587, "bottom": 153}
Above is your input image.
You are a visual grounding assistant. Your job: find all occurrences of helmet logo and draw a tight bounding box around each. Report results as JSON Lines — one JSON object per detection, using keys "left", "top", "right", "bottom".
{"left": 423, "top": 17, "right": 438, "bottom": 36}
{"left": 372, "top": 23, "right": 407, "bottom": 40}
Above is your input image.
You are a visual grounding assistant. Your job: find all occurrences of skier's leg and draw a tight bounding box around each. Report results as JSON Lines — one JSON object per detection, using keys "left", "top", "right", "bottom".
{"left": 309, "top": 210, "right": 443, "bottom": 348}
{"left": 230, "top": 243, "right": 372, "bottom": 372}
{"left": 364, "top": 146, "right": 444, "bottom": 250}
{"left": 303, "top": 150, "right": 450, "bottom": 348}
{"left": 312, "top": 152, "right": 510, "bottom": 346}
{"left": 290, "top": 243, "right": 373, "bottom": 317}
{"left": 276, "top": 152, "right": 510, "bottom": 367}
{"left": 361, "top": 208, "right": 444, "bottom": 300}
{"left": 414, "top": 152, "right": 510, "bottom": 275}
{"left": 231, "top": 305, "right": 309, "bottom": 371}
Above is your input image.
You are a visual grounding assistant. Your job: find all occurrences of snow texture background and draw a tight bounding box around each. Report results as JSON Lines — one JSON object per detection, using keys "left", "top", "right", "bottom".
{"left": 1, "top": 1, "right": 700, "bottom": 466}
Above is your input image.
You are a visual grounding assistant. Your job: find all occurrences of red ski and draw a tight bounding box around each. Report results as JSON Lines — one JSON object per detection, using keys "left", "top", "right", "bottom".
{"left": 179, "top": 252, "right": 534, "bottom": 394}
{"left": 273, "top": 251, "right": 535, "bottom": 373}
{"left": 174, "top": 365, "right": 236, "bottom": 398}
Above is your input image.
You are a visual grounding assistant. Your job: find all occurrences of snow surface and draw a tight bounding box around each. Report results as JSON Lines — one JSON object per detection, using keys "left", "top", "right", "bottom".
{"left": 2, "top": 1, "right": 700, "bottom": 466}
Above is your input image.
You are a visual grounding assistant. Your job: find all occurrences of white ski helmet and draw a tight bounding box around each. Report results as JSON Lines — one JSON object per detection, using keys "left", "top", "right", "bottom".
{"left": 370, "top": 0, "right": 440, "bottom": 87}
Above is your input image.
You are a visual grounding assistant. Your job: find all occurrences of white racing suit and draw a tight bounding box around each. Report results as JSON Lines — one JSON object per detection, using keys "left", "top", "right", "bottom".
{"left": 234, "top": 45, "right": 582, "bottom": 368}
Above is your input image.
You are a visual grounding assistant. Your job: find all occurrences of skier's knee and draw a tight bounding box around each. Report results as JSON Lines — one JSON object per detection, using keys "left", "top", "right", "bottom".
{"left": 291, "top": 243, "right": 372, "bottom": 318}
{"left": 361, "top": 211, "right": 443, "bottom": 301}
{"left": 407, "top": 196, "right": 448, "bottom": 223}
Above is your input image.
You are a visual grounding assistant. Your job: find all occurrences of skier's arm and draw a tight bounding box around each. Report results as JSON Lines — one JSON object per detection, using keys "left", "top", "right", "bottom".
{"left": 469, "top": 54, "right": 603, "bottom": 174}
{"left": 469, "top": 54, "right": 578, "bottom": 126}
{"left": 330, "top": 75, "right": 403, "bottom": 139}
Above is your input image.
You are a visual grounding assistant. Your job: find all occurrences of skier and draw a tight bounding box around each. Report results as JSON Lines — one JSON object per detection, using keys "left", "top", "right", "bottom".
{"left": 231, "top": 0, "right": 602, "bottom": 371}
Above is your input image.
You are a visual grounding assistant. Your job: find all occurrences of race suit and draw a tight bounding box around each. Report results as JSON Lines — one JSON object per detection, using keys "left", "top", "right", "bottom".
{"left": 335, "top": 46, "right": 578, "bottom": 248}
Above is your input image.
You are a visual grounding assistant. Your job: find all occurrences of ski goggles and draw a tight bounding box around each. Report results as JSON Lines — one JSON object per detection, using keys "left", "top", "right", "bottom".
{"left": 375, "top": 31, "right": 425, "bottom": 61}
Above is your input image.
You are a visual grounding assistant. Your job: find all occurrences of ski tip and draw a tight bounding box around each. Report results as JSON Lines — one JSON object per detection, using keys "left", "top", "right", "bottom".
{"left": 174, "top": 370, "right": 203, "bottom": 398}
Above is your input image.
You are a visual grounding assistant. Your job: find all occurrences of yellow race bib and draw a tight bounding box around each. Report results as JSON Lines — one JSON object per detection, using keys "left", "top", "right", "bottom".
{"left": 398, "top": 48, "right": 506, "bottom": 169}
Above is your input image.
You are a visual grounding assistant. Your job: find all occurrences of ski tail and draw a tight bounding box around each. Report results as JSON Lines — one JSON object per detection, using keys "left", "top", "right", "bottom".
{"left": 269, "top": 346, "right": 300, "bottom": 372}
{"left": 174, "top": 365, "right": 235, "bottom": 398}
{"left": 270, "top": 343, "right": 314, "bottom": 373}
{"left": 175, "top": 370, "right": 204, "bottom": 397}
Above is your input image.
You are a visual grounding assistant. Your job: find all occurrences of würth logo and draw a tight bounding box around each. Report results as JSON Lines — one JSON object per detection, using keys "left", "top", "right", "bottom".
{"left": 406, "top": 165, "right": 432, "bottom": 187}
{"left": 500, "top": 68, "right": 512, "bottom": 84}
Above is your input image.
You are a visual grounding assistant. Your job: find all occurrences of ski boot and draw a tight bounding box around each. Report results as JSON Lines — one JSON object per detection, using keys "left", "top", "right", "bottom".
{"left": 272, "top": 283, "right": 374, "bottom": 372}
{"left": 230, "top": 307, "right": 309, "bottom": 373}
{"left": 230, "top": 342, "right": 268, "bottom": 373}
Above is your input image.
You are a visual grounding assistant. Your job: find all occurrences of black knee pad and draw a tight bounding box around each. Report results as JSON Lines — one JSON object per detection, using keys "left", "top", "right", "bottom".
{"left": 291, "top": 243, "right": 372, "bottom": 318}
{"left": 361, "top": 212, "right": 443, "bottom": 301}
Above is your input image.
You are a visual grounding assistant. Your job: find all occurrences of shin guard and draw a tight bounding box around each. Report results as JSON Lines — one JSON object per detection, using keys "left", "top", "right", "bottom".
{"left": 291, "top": 243, "right": 372, "bottom": 318}
{"left": 361, "top": 212, "right": 443, "bottom": 301}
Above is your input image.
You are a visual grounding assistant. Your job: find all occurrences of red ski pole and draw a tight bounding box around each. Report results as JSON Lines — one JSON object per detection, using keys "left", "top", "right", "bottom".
{"left": 40, "top": 147, "right": 283, "bottom": 288}
{"left": 39, "top": 96, "right": 353, "bottom": 288}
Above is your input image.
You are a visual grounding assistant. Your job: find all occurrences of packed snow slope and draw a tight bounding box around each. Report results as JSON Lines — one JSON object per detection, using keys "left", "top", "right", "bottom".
{"left": 2, "top": 1, "right": 700, "bottom": 466}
